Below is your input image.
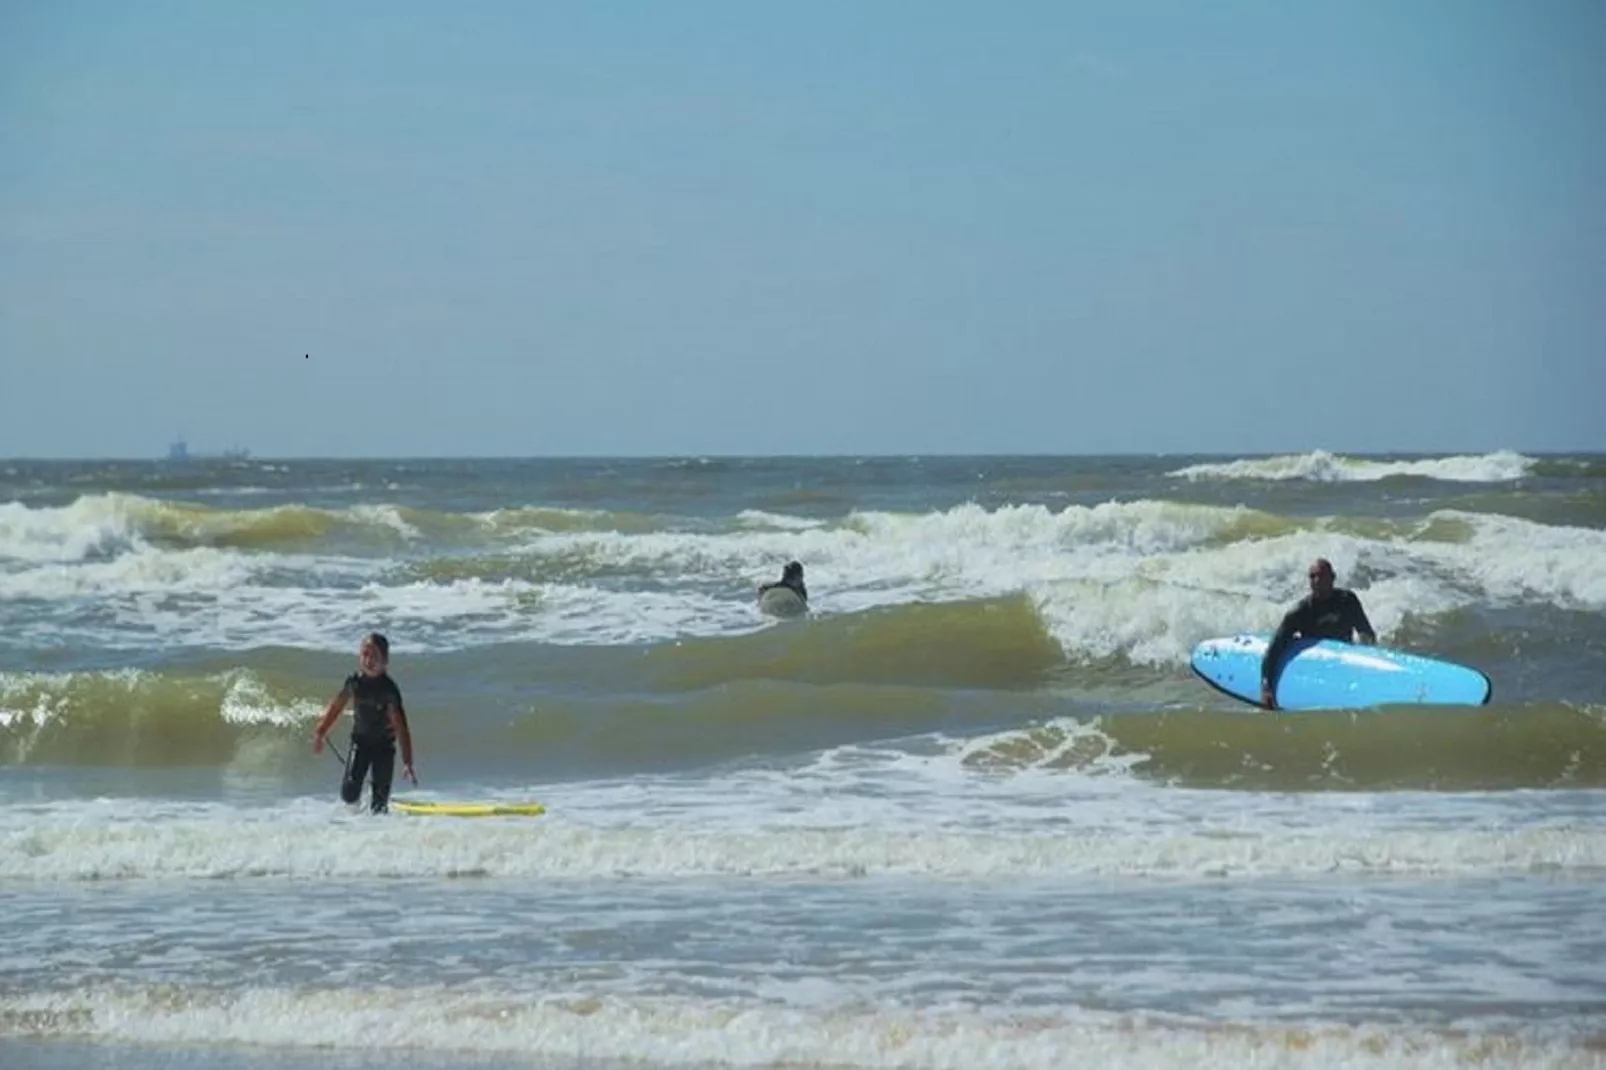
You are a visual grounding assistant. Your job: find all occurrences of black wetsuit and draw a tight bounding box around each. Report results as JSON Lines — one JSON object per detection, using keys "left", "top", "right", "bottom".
{"left": 758, "top": 577, "right": 808, "bottom": 602}
{"left": 1261, "top": 589, "right": 1376, "bottom": 687}
{"left": 340, "top": 672, "right": 405, "bottom": 813}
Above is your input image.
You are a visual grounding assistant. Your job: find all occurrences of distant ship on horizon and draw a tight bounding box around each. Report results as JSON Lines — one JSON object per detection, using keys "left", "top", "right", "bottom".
{"left": 165, "top": 437, "right": 250, "bottom": 462}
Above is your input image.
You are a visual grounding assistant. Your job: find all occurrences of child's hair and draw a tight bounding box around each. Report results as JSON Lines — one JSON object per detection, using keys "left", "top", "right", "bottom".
{"left": 364, "top": 632, "right": 390, "bottom": 658}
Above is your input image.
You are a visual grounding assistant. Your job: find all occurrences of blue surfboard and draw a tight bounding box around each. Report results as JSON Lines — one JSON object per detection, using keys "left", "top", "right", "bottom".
{"left": 1190, "top": 633, "right": 1492, "bottom": 711}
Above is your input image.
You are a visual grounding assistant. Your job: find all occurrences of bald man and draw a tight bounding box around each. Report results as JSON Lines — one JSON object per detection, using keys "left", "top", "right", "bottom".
{"left": 1260, "top": 558, "right": 1376, "bottom": 710}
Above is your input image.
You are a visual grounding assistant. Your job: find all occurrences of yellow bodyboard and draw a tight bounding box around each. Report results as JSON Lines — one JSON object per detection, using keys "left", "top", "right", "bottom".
{"left": 393, "top": 801, "right": 546, "bottom": 818}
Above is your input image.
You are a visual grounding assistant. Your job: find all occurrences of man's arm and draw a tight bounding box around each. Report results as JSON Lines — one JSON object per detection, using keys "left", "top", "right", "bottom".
{"left": 1260, "top": 609, "right": 1300, "bottom": 710}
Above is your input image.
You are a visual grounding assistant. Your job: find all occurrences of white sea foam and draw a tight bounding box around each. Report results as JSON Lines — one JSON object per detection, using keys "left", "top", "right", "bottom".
{"left": 0, "top": 544, "right": 263, "bottom": 599}
{"left": 2, "top": 985, "right": 1595, "bottom": 1070}
{"left": 0, "top": 493, "right": 419, "bottom": 566}
{"left": 1169, "top": 450, "right": 1536, "bottom": 483}
{"left": 738, "top": 508, "right": 829, "bottom": 530}
{"left": 2, "top": 787, "right": 1598, "bottom": 882}
{"left": 0, "top": 494, "right": 147, "bottom": 563}
{"left": 4, "top": 493, "right": 1603, "bottom": 662}
{"left": 1419, "top": 510, "right": 1606, "bottom": 609}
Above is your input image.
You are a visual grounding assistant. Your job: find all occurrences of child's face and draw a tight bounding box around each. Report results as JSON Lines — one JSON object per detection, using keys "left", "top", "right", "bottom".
{"left": 358, "top": 641, "right": 387, "bottom": 676}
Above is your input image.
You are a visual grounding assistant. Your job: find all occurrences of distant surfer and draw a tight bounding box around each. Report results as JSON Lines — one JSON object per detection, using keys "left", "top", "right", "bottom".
{"left": 313, "top": 632, "right": 417, "bottom": 811}
{"left": 1260, "top": 559, "right": 1377, "bottom": 710}
{"left": 757, "top": 560, "right": 809, "bottom": 618}
{"left": 759, "top": 560, "right": 809, "bottom": 602}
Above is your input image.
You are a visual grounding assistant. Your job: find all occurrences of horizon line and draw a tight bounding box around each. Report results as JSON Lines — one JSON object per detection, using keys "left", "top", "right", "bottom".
{"left": 2, "top": 447, "right": 1599, "bottom": 463}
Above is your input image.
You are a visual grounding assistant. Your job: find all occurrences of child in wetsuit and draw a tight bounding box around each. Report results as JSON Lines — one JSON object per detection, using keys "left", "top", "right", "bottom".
{"left": 312, "top": 632, "right": 417, "bottom": 811}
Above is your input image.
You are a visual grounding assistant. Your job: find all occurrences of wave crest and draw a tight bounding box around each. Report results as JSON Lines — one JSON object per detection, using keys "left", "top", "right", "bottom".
{"left": 1170, "top": 451, "right": 1535, "bottom": 484}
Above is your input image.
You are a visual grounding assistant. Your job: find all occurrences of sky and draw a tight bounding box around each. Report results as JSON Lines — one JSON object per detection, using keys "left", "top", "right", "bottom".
{"left": 1, "top": 0, "right": 1602, "bottom": 458}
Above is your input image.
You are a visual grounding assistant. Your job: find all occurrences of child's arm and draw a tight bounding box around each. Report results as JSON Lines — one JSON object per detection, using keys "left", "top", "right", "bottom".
{"left": 388, "top": 702, "right": 417, "bottom": 784}
{"left": 311, "top": 688, "right": 350, "bottom": 753}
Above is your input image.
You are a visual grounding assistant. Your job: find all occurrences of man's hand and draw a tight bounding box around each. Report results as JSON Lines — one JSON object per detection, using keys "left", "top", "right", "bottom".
{"left": 1260, "top": 684, "right": 1277, "bottom": 711}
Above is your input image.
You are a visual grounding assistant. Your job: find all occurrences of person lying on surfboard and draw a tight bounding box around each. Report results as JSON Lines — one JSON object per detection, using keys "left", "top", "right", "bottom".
{"left": 312, "top": 631, "right": 417, "bottom": 812}
{"left": 757, "top": 560, "right": 809, "bottom": 605}
{"left": 1260, "top": 558, "right": 1377, "bottom": 710}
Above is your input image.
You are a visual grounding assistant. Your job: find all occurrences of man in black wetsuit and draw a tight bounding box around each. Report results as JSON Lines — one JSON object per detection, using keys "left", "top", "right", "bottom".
{"left": 1260, "top": 558, "right": 1376, "bottom": 710}
{"left": 758, "top": 560, "right": 808, "bottom": 604}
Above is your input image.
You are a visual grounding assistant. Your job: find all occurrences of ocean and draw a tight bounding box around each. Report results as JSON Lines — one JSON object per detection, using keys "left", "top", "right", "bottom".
{"left": 1, "top": 451, "right": 1603, "bottom": 1069}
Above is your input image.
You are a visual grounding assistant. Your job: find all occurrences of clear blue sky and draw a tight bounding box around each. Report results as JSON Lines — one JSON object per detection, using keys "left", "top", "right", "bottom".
{"left": 2, "top": 1, "right": 1601, "bottom": 458}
